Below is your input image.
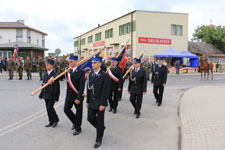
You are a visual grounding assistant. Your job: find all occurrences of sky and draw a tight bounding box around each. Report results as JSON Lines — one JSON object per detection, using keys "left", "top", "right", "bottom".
{"left": 0, "top": 0, "right": 224, "bottom": 54}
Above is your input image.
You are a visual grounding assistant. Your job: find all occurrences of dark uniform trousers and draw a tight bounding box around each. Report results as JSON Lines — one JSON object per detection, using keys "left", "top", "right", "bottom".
{"left": 64, "top": 100, "right": 83, "bottom": 131}
{"left": 45, "top": 99, "right": 59, "bottom": 123}
{"left": 151, "top": 64, "right": 167, "bottom": 106}
{"left": 64, "top": 68, "right": 85, "bottom": 131}
{"left": 130, "top": 94, "right": 143, "bottom": 115}
{"left": 39, "top": 71, "right": 60, "bottom": 124}
{"left": 87, "top": 108, "right": 105, "bottom": 141}
{"left": 153, "top": 85, "right": 164, "bottom": 105}
{"left": 128, "top": 68, "right": 147, "bottom": 115}
{"left": 108, "top": 67, "right": 122, "bottom": 109}
{"left": 87, "top": 70, "right": 109, "bottom": 142}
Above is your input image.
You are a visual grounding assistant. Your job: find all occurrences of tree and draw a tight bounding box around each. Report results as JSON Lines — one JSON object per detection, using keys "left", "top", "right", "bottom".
{"left": 192, "top": 25, "right": 225, "bottom": 54}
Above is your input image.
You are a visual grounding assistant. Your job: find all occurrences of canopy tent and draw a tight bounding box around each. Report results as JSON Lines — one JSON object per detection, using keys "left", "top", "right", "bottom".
{"left": 180, "top": 51, "right": 199, "bottom": 67}
{"left": 155, "top": 47, "right": 184, "bottom": 58}
{"left": 180, "top": 51, "right": 198, "bottom": 58}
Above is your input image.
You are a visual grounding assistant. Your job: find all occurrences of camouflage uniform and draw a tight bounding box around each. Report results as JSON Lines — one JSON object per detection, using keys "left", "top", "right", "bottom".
{"left": 7, "top": 59, "right": 15, "bottom": 80}
{"left": 143, "top": 62, "right": 152, "bottom": 80}
{"left": 54, "top": 59, "right": 60, "bottom": 74}
{"left": 105, "top": 61, "right": 111, "bottom": 68}
{"left": 36, "top": 59, "right": 45, "bottom": 81}
{"left": 17, "top": 59, "right": 24, "bottom": 80}
{"left": 24, "top": 59, "right": 32, "bottom": 80}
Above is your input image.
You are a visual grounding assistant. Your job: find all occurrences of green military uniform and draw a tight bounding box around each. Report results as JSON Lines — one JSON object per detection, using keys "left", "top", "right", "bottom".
{"left": 202, "top": 54, "right": 209, "bottom": 62}
{"left": 59, "top": 59, "right": 65, "bottom": 73}
{"left": 17, "top": 59, "right": 24, "bottom": 80}
{"left": 7, "top": 59, "right": 15, "bottom": 80}
{"left": 64, "top": 59, "right": 69, "bottom": 69}
{"left": 24, "top": 59, "right": 32, "bottom": 80}
{"left": 105, "top": 61, "right": 111, "bottom": 68}
{"left": 36, "top": 59, "right": 45, "bottom": 81}
{"left": 143, "top": 62, "right": 152, "bottom": 80}
{"left": 54, "top": 60, "right": 60, "bottom": 74}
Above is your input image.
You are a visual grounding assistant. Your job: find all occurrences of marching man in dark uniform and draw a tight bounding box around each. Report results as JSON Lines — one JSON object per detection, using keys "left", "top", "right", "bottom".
{"left": 39, "top": 59, "right": 60, "bottom": 128}
{"left": 107, "top": 57, "right": 122, "bottom": 114}
{"left": 151, "top": 58, "right": 168, "bottom": 107}
{"left": 128, "top": 58, "right": 147, "bottom": 119}
{"left": 86, "top": 56, "right": 109, "bottom": 148}
{"left": 64, "top": 56, "right": 85, "bottom": 136}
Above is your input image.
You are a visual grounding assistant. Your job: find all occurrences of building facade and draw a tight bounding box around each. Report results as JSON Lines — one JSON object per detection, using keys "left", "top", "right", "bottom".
{"left": 74, "top": 10, "right": 188, "bottom": 60}
{"left": 0, "top": 20, "right": 48, "bottom": 60}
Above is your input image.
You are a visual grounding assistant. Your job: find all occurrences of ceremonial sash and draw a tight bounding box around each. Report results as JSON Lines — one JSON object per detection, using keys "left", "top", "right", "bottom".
{"left": 107, "top": 69, "right": 119, "bottom": 83}
{"left": 67, "top": 71, "right": 79, "bottom": 94}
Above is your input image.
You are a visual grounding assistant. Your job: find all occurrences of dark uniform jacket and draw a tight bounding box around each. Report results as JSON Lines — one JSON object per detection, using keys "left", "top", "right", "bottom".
{"left": 39, "top": 71, "right": 60, "bottom": 101}
{"left": 65, "top": 68, "right": 85, "bottom": 102}
{"left": 109, "top": 66, "right": 123, "bottom": 91}
{"left": 128, "top": 67, "right": 147, "bottom": 95}
{"left": 151, "top": 65, "right": 168, "bottom": 86}
{"left": 87, "top": 70, "right": 110, "bottom": 110}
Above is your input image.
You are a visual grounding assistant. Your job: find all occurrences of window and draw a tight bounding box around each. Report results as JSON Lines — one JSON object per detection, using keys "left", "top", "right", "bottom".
{"left": 177, "top": 25, "right": 183, "bottom": 36}
{"left": 74, "top": 41, "right": 78, "bottom": 47}
{"left": 105, "top": 28, "right": 113, "bottom": 39}
{"left": 171, "top": 24, "right": 183, "bottom": 36}
{"left": 95, "top": 32, "right": 101, "bottom": 41}
{"left": 127, "top": 23, "right": 131, "bottom": 33}
{"left": 16, "top": 29, "right": 23, "bottom": 41}
{"left": 37, "top": 39, "right": 39, "bottom": 46}
{"left": 171, "top": 24, "right": 176, "bottom": 35}
{"left": 131, "top": 21, "right": 136, "bottom": 32}
{"left": 42, "top": 35, "right": 45, "bottom": 47}
{"left": 81, "top": 38, "right": 86, "bottom": 45}
{"left": 27, "top": 30, "right": 31, "bottom": 43}
{"left": 119, "top": 21, "right": 135, "bottom": 36}
{"left": 119, "top": 25, "right": 123, "bottom": 36}
{"left": 123, "top": 24, "right": 127, "bottom": 35}
{"left": 88, "top": 36, "right": 93, "bottom": 43}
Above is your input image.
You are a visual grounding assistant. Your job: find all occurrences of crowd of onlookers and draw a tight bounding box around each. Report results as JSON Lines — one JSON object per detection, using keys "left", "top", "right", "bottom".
{"left": 0, "top": 56, "right": 7, "bottom": 73}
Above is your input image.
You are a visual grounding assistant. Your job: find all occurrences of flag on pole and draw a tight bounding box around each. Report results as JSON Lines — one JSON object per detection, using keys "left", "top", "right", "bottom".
{"left": 13, "top": 43, "right": 19, "bottom": 60}
{"left": 117, "top": 46, "right": 127, "bottom": 73}
{"left": 78, "top": 51, "right": 101, "bottom": 79}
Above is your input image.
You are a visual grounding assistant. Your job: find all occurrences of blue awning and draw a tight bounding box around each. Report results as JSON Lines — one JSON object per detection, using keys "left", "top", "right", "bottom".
{"left": 155, "top": 47, "right": 184, "bottom": 58}
{"left": 180, "top": 51, "right": 198, "bottom": 58}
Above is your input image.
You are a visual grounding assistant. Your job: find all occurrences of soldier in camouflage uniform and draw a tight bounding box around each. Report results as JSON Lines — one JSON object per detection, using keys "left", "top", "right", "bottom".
{"left": 36, "top": 56, "right": 45, "bottom": 81}
{"left": 143, "top": 58, "right": 152, "bottom": 81}
{"left": 64, "top": 56, "right": 69, "bottom": 69}
{"left": 7, "top": 56, "right": 15, "bottom": 80}
{"left": 17, "top": 56, "right": 24, "bottom": 80}
{"left": 124, "top": 57, "right": 132, "bottom": 79}
{"left": 24, "top": 56, "right": 32, "bottom": 80}
{"left": 59, "top": 56, "right": 65, "bottom": 73}
{"left": 54, "top": 56, "right": 60, "bottom": 74}
{"left": 105, "top": 57, "right": 111, "bottom": 69}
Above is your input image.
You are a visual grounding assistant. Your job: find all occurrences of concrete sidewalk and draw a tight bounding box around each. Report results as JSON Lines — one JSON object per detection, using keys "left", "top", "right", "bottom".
{"left": 180, "top": 86, "right": 225, "bottom": 150}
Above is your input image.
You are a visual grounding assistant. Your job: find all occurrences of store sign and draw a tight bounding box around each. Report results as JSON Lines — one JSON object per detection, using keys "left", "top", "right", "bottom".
{"left": 138, "top": 37, "right": 171, "bottom": 45}
{"left": 93, "top": 41, "right": 105, "bottom": 47}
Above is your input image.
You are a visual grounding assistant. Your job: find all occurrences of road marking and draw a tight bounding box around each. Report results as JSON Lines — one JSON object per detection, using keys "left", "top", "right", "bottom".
{"left": 0, "top": 97, "right": 65, "bottom": 137}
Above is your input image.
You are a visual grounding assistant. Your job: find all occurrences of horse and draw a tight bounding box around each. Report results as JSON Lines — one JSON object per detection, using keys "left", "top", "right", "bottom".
{"left": 199, "top": 57, "right": 213, "bottom": 80}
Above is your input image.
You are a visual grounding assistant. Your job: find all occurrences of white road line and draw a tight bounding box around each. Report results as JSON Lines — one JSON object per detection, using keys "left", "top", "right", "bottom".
{"left": 0, "top": 97, "right": 65, "bottom": 137}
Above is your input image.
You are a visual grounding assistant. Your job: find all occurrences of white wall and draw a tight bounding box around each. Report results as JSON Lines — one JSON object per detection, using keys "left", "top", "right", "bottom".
{"left": 31, "top": 30, "right": 44, "bottom": 47}
{"left": 0, "top": 29, "right": 16, "bottom": 43}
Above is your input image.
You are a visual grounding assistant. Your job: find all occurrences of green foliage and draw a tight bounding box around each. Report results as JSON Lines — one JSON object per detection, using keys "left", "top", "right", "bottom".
{"left": 192, "top": 25, "right": 225, "bottom": 54}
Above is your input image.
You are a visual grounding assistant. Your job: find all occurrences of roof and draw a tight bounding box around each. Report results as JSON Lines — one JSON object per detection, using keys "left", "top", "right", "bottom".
{"left": 0, "top": 41, "right": 48, "bottom": 51}
{"left": 74, "top": 10, "right": 188, "bottom": 39}
{"left": 188, "top": 41, "right": 225, "bottom": 57}
{"left": 155, "top": 47, "right": 184, "bottom": 58}
{"left": 0, "top": 21, "right": 47, "bottom": 35}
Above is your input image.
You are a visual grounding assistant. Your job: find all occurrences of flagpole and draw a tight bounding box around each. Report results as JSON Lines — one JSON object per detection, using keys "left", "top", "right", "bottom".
{"left": 31, "top": 48, "right": 102, "bottom": 96}
{"left": 123, "top": 52, "right": 144, "bottom": 79}
{"left": 106, "top": 39, "right": 130, "bottom": 72}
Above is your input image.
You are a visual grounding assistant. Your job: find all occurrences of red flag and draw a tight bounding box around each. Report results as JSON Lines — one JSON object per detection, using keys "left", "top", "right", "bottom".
{"left": 118, "top": 49, "right": 126, "bottom": 73}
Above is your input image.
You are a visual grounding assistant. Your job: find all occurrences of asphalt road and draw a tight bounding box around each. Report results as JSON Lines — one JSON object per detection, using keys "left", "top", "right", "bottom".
{"left": 0, "top": 73, "right": 224, "bottom": 150}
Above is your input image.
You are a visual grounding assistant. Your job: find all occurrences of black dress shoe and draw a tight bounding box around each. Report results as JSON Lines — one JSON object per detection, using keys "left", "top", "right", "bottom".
{"left": 94, "top": 140, "right": 102, "bottom": 148}
{"left": 136, "top": 114, "right": 140, "bottom": 119}
{"left": 73, "top": 130, "right": 81, "bottom": 136}
{"left": 108, "top": 107, "right": 112, "bottom": 112}
{"left": 113, "top": 109, "right": 117, "bottom": 114}
{"left": 45, "top": 123, "right": 53, "bottom": 127}
{"left": 71, "top": 125, "right": 75, "bottom": 130}
{"left": 157, "top": 103, "right": 161, "bottom": 107}
{"left": 52, "top": 122, "right": 58, "bottom": 128}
